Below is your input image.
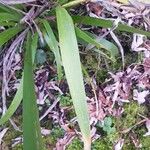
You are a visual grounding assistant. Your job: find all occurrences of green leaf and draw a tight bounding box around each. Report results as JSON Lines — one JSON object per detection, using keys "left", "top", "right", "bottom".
{"left": 0, "top": 21, "right": 16, "bottom": 27}
{"left": 0, "top": 33, "right": 38, "bottom": 125}
{"left": 36, "top": 49, "right": 47, "bottom": 64}
{"left": 103, "top": 126, "right": 116, "bottom": 134}
{"left": 42, "top": 19, "right": 62, "bottom": 80}
{"left": 56, "top": 6, "right": 91, "bottom": 148}
{"left": 0, "top": 5, "right": 11, "bottom": 12}
{"left": 98, "top": 117, "right": 116, "bottom": 134}
{"left": 0, "top": 4, "right": 23, "bottom": 19}
{"left": 75, "top": 27, "right": 118, "bottom": 61}
{"left": 98, "top": 38, "right": 119, "bottom": 56}
{"left": 104, "top": 117, "right": 112, "bottom": 127}
{"left": 62, "top": 0, "right": 87, "bottom": 7}
{"left": 0, "top": 79, "right": 23, "bottom": 125}
{"left": 73, "top": 16, "right": 150, "bottom": 37}
{"left": 23, "top": 32, "right": 43, "bottom": 150}
{"left": 58, "top": 0, "right": 68, "bottom": 4}
{"left": 0, "top": 26, "right": 22, "bottom": 47}
{"left": 31, "top": 33, "right": 38, "bottom": 64}
{"left": 0, "top": 13, "right": 21, "bottom": 22}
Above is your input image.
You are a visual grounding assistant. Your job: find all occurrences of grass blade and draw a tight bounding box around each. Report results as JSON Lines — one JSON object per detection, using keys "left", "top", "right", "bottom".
{"left": 0, "top": 4, "right": 23, "bottom": 17}
{"left": 0, "top": 25, "right": 22, "bottom": 47}
{"left": 0, "top": 21, "right": 16, "bottom": 26}
{"left": 23, "top": 33, "right": 43, "bottom": 150}
{"left": 0, "top": 13, "right": 21, "bottom": 22}
{"left": 75, "top": 27, "right": 118, "bottom": 61}
{"left": 62, "top": 0, "right": 86, "bottom": 7}
{"left": 56, "top": 6, "right": 91, "bottom": 149}
{"left": 31, "top": 33, "right": 38, "bottom": 64}
{"left": 0, "top": 79, "right": 23, "bottom": 125}
{"left": 73, "top": 16, "right": 150, "bottom": 37}
{"left": 42, "top": 19, "right": 62, "bottom": 80}
{"left": 0, "top": 34, "right": 38, "bottom": 125}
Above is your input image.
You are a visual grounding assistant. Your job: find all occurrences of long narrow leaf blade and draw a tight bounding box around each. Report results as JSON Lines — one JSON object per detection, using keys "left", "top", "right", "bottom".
{"left": 23, "top": 33, "right": 43, "bottom": 150}
{"left": 0, "top": 4, "right": 23, "bottom": 17}
{"left": 0, "top": 33, "right": 38, "bottom": 125}
{"left": 0, "top": 26, "right": 22, "bottom": 47}
{"left": 0, "top": 13, "right": 21, "bottom": 22}
{"left": 0, "top": 79, "right": 23, "bottom": 125}
{"left": 42, "top": 19, "right": 62, "bottom": 80}
{"left": 56, "top": 7, "right": 91, "bottom": 148}
{"left": 73, "top": 15, "right": 150, "bottom": 37}
{"left": 75, "top": 27, "right": 118, "bottom": 61}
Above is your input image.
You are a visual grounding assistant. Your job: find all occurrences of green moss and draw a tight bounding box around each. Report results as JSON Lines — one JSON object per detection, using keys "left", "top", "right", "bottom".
{"left": 59, "top": 95, "right": 76, "bottom": 120}
{"left": 66, "top": 109, "right": 76, "bottom": 121}
{"left": 59, "top": 95, "right": 72, "bottom": 107}
{"left": 43, "top": 136, "right": 56, "bottom": 149}
{"left": 117, "top": 102, "right": 145, "bottom": 130}
{"left": 122, "top": 138, "right": 135, "bottom": 150}
{"left": 41, "top": 118, "right": 52, "bottom": 129}
{"left": 107, "top": 132, "right": 120, "bottom": 143}
{"left": 134, "top": 126, "right": 150, "bottom": 149}
{"left": 140, "top": 136, "right": 150, "bottom": 149}
{"left": 92, "top": 132, "right": 119, "bottom": 150}
{"left": 124, "top": 52, "right": 138, "bottom": 66}
{"left": 114, "top": 102, "right": 147, "bottom": 149}
{"left": 4, "top": 101, "right": 148, "bottom": 150}
{"left": 92, "top": 138, "right": 113, "bottom": 150}
{"left": 3, "top": 115, "right": 22, "bottom": 149}
{"left": 66, "top": 131, "right": 119, "bottom": 150}
{"left": 96, "top": 69, "right": 107, "bottom": 83}
{"left": 51, "top": 127, "right": 65, "bottom": 141}
{"left": 43, "top": 126, "right": 65, "bottom": 149}
{"left": 84, "top": 54, "right": 98, "bottom": 71}
{"left": 3, "top": 129, "right": 22, "bottom": 149}
{"left": 12, "top": 144, "right": 23, "bottom": 150}
{"left": 66, "top": 138, "right": 83, "bottom": 150}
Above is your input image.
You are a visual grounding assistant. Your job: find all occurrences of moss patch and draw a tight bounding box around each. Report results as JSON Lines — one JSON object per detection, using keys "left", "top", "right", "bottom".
{"left": 66, "top": 138, "right": 83, "bottom": 150}
{"left": 116, "top": 102, "right": 146, "bottom": 131}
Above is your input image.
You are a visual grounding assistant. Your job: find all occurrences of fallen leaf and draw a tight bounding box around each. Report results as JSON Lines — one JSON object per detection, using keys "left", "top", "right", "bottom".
{"left": 0, "top": 128, "right": 8, "bottom": 144}
{"left": 143, "top": 119, "right": 150, "bottom": 136}
{"left": 133, "top": 89, "right": 149, "bottom": 104}
{"left": 114, "top": 139, "right": 124, "bottom": 150}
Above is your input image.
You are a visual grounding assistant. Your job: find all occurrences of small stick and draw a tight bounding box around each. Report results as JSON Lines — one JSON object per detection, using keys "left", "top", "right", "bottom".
{"left": 0, "top": 0, "right": 36, "bottom": 5}
{"left": 121, "top": 118, "right": 147, "bottom": 134}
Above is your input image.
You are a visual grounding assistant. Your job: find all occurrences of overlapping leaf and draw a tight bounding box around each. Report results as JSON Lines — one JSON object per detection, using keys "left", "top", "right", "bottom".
{"left": 0, "top": 33, "right": 38, "bottom": 125}
{"left": 56, "top": 6, "right": 91, "bottom": 149}
{"left": 23, "top": 32, "right": 43, "bottom": 150}
{"left": 73, "top": 16, "right": 150, "bottom": 37}
{"left": 42, "top": 19, "right": 62, "bottom": 80}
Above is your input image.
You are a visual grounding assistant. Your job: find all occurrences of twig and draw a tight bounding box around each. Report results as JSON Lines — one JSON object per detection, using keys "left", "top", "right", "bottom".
{"left": 0, "top": 128, "right": 8, "bottom": 144}
{"left": 110, "top": 30, "right": 125, "bottom": 69}
{"left": 40, "top": 98, "right": 60, "bottom": 121}
{"left": 120, "top": 118, "right": 147, "bottom": 134}
{"left": 9, "top": 119, "right": 22, "bottom": 132}
{"left": 62, "top": 0, "right": 89, "bottom": 8}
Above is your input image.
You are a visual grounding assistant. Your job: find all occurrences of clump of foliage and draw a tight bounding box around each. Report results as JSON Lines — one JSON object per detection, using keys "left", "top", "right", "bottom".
{"left": 0, "top": 0, "right": 150, "bottom": 149}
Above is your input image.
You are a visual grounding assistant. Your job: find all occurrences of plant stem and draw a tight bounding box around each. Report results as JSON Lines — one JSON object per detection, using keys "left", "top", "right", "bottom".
{"left": 83, "top": 137, "right": 91, "bottom": 150}
{"left": 62, "top": 0, "right": 89, "bottom": 8}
